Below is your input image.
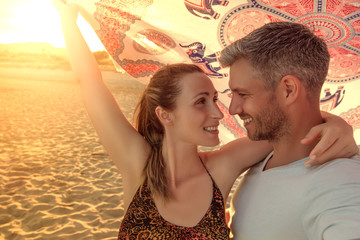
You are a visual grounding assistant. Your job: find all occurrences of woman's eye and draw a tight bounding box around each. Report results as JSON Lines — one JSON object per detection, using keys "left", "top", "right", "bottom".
{"left": 197, "top": 99, "right": 205, "bottom": 104}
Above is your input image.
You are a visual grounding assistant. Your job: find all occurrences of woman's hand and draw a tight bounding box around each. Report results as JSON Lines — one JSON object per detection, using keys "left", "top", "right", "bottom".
{"left": 52, "top": 0, "right": 79, "bottom": 21}
{"left": 301, "top": 111, "right": 358, "bottom": 168}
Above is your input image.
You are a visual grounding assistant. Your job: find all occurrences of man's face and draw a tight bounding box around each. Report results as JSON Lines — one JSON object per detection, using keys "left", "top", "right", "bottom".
{"left": 228, "top": 59, "right": 288, "bottom": 142}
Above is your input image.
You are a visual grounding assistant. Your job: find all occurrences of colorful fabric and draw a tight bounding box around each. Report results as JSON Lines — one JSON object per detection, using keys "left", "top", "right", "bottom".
{"left": 118, "top": 181, "right": 230, "bottom": 239}
{"left": 70, "top": 0, "right": 360, "bottom": 144}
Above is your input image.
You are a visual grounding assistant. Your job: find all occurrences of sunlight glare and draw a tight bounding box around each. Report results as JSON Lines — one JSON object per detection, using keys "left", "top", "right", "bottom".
{"left": 1, "top": 0, "right": 105, "bottom": 51}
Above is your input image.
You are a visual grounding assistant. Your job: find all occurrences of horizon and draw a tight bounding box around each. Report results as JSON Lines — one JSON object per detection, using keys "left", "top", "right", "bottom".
{"left": 0, "top": 41, "right": 108, "bottom": 52}
{"left": 0, "top": 0, "right": 105, "bottom": 51}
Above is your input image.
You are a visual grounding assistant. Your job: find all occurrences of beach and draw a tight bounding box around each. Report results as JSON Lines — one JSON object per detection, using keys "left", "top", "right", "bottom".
{"left": 0, "top": 68, "right": 145, "bottom": 240}
{"left": 0, "top": 67, "right": 241, "bottom": 240}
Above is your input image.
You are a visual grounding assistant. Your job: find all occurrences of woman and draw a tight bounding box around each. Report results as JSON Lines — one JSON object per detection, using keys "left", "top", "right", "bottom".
{"left": 53, "top": 1, "right": 358, "bottom": 239}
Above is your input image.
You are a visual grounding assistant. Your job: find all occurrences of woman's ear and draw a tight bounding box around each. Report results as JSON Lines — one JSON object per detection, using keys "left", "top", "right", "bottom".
{"left": 155, "top": 106, "right": 173, "bottom": 126}
{"left": 278, "top": 75, "right": 301, "bottom": 105}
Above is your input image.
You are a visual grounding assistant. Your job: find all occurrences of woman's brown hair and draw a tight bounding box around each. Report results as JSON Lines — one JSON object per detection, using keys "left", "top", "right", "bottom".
{"left": 135, "top": 63, "right": 204, "bottom": 199}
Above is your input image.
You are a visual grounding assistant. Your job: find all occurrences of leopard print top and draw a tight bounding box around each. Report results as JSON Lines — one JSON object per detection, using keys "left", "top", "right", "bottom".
{"left": 118, "top": 167, "right": 230, "bottom": 239}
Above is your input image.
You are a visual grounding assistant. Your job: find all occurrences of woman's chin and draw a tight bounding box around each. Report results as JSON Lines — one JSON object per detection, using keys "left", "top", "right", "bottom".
{"left": 199, "top": 139, "right": 220, "bottom": 148}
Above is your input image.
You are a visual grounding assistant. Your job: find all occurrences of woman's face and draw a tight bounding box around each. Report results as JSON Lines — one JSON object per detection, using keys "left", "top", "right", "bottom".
{"left": 169, "top": 72, "right": 224, "bottom": 147}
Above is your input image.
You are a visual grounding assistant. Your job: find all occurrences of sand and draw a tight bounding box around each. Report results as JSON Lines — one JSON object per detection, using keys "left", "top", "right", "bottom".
{"left": 0, "top": 68, "right": 146, "bottom": 240}
{"left": 0, "top": 67, "right": 240, "bottom": 240}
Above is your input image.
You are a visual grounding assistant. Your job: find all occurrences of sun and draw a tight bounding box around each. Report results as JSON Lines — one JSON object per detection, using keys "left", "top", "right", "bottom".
{"left": 1, "top": 0, "right": 105, "bottom": 51}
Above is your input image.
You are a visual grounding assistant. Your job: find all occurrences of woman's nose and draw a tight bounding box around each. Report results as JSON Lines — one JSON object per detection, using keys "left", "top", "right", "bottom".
{"left": 213, "top": 102, "right": 224, "bottom": 120}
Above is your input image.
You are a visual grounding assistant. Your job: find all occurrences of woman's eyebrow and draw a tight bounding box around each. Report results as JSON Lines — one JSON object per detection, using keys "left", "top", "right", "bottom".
{"left": 192, "top": 91, "right": 218, "bottom": 99}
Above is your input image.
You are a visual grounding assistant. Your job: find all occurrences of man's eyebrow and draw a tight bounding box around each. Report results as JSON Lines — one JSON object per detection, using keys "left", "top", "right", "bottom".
{"left": 230, "top": 87, "right": 251, "bottom": 93}
{"left": 230, "top": 87, "right": 248, "bottom": 93}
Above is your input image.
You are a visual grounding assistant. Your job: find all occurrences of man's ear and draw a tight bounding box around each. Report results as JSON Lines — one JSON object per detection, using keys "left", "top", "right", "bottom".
{"left": 155, "top": 106, "right": 173, "bottom": 126}
{"left": 278, "top": 75, "right": 301, "bottom": 105}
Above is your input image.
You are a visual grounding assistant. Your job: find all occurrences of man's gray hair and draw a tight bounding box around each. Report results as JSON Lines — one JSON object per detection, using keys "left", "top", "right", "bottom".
{"left": 220, "top": 21, "right": 330, "bottom": 99}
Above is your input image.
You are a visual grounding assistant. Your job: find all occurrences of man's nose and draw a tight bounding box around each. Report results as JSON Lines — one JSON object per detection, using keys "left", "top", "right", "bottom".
{"left": 229, "top": 97, "right": 243, "bottom": 115}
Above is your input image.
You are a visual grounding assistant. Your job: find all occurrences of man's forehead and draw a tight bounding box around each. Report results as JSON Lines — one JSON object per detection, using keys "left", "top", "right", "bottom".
{"left": 228, "top": 76, "right": 238, "bottom": 90}
{"left": 228, "top": 70, "right": 265, "bottom": 92}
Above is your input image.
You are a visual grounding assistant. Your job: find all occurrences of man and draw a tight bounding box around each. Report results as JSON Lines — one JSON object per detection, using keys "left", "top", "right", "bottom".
{"left": 220, "top": 22, "right": 360, "bottom": 239}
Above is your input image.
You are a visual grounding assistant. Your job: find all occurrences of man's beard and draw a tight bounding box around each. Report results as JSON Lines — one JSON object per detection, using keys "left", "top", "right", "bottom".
{"left": 246, "top": 97, "right": 289, "bottom": 142}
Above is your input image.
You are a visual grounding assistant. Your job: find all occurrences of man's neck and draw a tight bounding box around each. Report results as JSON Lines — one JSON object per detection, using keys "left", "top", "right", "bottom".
{"left": 264, "top": 112, "right": 323, "bottom": 170}
{"left": 264, "top": 140, "right": 314, "bottom": 170}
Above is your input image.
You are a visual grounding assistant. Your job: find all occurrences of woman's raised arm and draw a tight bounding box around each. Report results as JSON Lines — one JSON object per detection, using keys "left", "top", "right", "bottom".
{"left": 53, "top": 0, "right": 148, "bottom": 176}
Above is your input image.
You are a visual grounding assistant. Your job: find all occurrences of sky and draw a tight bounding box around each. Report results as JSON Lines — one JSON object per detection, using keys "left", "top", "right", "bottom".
{"left": 0, "top": 0, "right": 105, "bottom": 50}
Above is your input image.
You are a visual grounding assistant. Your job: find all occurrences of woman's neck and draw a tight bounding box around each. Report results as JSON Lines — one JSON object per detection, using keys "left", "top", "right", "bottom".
{"left": 162, "top": 137, "right": 203, "bottom": 188}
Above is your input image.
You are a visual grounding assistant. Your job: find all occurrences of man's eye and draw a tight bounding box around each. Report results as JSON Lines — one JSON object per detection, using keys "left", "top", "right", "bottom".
{"left": 230, "top": 92, "right": 246, "bottom": 97}
{"left": 238, "top": 93, "right": 247, "bottom": 97}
